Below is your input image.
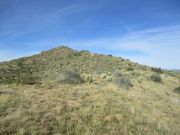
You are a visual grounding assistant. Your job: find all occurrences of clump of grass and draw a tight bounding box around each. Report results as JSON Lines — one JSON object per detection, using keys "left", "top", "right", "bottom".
{"left": 173, "top": 86, "right": 180, "bottom": 94}
{"left": 112, "top": 70, "right": 133, "bottom": 89}
{"left": 150, "top": 73, "right": 162, "bottom": 82}
{"left": 57, "top": 70, "right": 84, "bottom": 84}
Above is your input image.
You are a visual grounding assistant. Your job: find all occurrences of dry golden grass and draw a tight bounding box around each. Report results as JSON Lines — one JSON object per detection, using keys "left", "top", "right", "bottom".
{"left": 0, "top": 73, "right": 180, "bottom": 135}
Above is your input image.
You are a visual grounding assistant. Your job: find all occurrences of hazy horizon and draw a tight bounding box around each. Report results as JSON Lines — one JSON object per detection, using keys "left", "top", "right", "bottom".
{"left": 0, "top": 0, "right": 180, "bottom": 69}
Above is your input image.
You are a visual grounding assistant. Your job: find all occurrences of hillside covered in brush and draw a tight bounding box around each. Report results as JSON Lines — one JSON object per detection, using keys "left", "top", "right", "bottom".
{"left": 0, "top": 46, "right": 180, "bottom": 135}
{"left": 0, "top": 46, "right": 155, "bottom": 84}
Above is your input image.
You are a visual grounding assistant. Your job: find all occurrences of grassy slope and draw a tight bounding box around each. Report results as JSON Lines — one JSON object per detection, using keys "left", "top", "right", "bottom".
{"left": 0, "top": 46, "right": 180, "bottom": 135}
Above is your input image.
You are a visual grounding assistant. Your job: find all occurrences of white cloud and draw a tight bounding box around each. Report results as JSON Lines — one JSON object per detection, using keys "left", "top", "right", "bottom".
{"left": 67, "top": 25, "right": 180, "bottom": 69}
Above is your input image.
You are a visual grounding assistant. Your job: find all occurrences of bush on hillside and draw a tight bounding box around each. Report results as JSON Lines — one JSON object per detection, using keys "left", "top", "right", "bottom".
{"left": 0, "top": 75, "right": 5, "bottom": 83}
{"left": 173, "top": 86, "right": 180, "bottom": 94}
{"left": 81, "top": 73, "right": 93, "bottom": 83}
{"left": 126, "top": 67, "right": 133, "bottom": 71}
{"left": 16, "top": 74, "right": 40, "bottom": 85}
{"left": 0, "top": 61, "right": 40, "bottom": 85}
{"left": 150, "top": 74, "right": 162, "bottom": 82}
{"left": 114, "top": 76, "right": 133, "bottom": 89}
{"left": 57, "top": 70, "right": 84, "bottom": 84}
{"left": 112, "top": 70, "right": 133, "bottom": 89}
{"left": 112, "top": 69, "right": 123, "bottom": 78}
{"left": 99, "top": 72, "right": 112, "bottom": 81}
{"left": 151, "top": 67, "right": 163, "bottom": 73}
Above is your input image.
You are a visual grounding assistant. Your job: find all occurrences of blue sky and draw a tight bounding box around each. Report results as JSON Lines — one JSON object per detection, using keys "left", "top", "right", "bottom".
{"left": 0, "top": 0, "right": 180, "bottom": 69}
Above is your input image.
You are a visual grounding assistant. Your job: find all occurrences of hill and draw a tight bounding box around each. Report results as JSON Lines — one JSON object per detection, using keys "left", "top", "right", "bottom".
{"left": 0, "top": 46, "right": 180, "bottom": 135}
{"left": 0, "top": 46, "right": 150, "bottom": 84}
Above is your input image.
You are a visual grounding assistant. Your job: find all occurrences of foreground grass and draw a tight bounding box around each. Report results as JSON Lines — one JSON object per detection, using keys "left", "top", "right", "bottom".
{"left": 0, "top": 76, "right": 180, "bottom": 135}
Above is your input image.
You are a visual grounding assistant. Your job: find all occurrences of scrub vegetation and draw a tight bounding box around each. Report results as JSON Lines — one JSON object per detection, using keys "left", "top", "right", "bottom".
{"left": 0, "top": 46, "right": 180, "bottom": 135}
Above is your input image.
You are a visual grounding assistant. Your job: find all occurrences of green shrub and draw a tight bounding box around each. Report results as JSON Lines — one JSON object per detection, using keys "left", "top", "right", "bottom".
{"left": 57, "top": 70, "right": 84, "bottom": 84}
{"left": 151, "top": 67, "right": 163, "bottom": 73}
{"left": 150, "top": 74, "right": 162, "bottom": 82}
{"left": 16, "top": 74, "right": 40, "bottom": 85}
{"left": 173, "top": 86, "right": 180, "bottom": 94}
{"left": 112, "top": 70, "right": 133, "bottom": 89}
{"left": 114, "top": 76, "right": 133, "bottom": 89}
{"left": 127, "top": 67, "right": 133, "bottom": 71}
